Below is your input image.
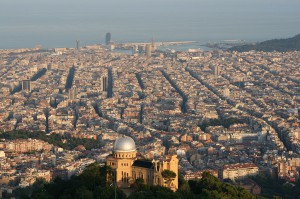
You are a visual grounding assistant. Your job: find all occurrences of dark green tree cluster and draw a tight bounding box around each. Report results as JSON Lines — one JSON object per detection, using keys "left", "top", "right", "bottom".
{"left": 129, "top": 172, "right": 262, "bottom": 199}
{"left": 199, "top": 118, "right": 243, "bottom": 131}
{"left": 187, "top": 172, "right": 262, "bottom": 199}
{"left": 128, "top": 185, "right": 181, "bottom": 199}
{"left": 11, "top": 165, "right": 263, "bottom": 199}
{"left": 13, "top": 164, "right": 126, "bottom": 199}
{"left": 229, "top": 34, "right": 300, "bottom": 52}
{"left": 161, "top": 170, "right": 176, "bottom": 187}
{"left": 252, "top": 174, "right": 300, "bottom": 199}
{"left": 0, "top": 131, "right": 103, "bottom": 150}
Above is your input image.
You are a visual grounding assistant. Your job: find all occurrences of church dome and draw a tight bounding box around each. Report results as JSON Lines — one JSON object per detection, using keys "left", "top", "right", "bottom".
{"left": 114, "top": 136, "right": 136, "bottom": 152}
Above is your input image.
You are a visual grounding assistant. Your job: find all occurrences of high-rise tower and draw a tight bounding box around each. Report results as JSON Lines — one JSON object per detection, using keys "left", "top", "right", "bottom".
{"left": 145, "top": 44, "right": 152, "bottom": 57}
{"left": 76, "top": 40, "right": 80, "bottom": 50}
{"left": 214, "top": 65, "right": 220, "bottom": 76}
{"left": 22, "top": 80, "right": 31, "bottom": 92}
{"left": 68, "top": 86, "right": 77, "bottom": 100}
{"left": 105, "top": 32, "right": 111, "bottom": 45}
{"left": 101, "top": 76, "right": 108, "bottom": 92}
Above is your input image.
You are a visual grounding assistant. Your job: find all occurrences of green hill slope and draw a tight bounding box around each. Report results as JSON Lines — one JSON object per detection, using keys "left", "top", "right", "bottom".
{"left": 229, "top": 34, "right": 300, "bottom": 52}
{"left": 11, "top": 164, "right": 264, "bottom": 199}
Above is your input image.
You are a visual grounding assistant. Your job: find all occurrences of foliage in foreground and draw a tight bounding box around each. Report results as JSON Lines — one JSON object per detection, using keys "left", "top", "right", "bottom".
{"left": 252, "top": 174, "right": 300, "bottom": 199}
{"left": 13, "top": 164, "right": 126, "bottom": 199}
{"left": 11, "top": 164, "right": 263, "bottom": 199}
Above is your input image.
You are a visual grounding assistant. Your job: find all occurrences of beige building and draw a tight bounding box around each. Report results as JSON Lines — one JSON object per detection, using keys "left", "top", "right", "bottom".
{"left": 106, "top": 136, "right": 178, "bottom": 190}
{"left": 278, "top": 158, "right": 300, "bottom": 181}
{"left": 0, "top": 139, "right": 52, "bottom": 153}
{"left": 222, "top": 163, "right": 259, "bottom": 180}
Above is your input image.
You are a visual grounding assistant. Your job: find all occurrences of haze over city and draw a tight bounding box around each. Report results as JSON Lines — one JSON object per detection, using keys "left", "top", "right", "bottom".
{"left": 1, "top": 0, "right": 300, "bottom": 48}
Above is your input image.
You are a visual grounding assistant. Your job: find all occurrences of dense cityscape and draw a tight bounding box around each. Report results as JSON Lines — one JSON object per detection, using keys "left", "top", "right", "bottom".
{"left": 0, "top": 35, "right": 300, "bottom": 198}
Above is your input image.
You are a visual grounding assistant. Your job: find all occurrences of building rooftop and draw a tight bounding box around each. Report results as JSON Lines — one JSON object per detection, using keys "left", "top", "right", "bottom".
{"left": 114, "top": 135, "right": 136, "bottom": 152}
{"left": 132, "top": 160, "right": 153, "bottom": 169}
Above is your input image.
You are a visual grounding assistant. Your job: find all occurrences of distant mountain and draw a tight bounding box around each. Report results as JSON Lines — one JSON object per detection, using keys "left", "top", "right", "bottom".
{"left": 229, "top": 34, "right": 300, "bottom": 52}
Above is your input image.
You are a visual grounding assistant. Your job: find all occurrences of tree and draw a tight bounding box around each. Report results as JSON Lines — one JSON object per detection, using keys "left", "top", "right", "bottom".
{"left": 177, "top": 176, "right": 190, "bottom": 194}
{"left": 132, "top": 178, "right": 144, "bottom": 192}
{"left": 74, "top": 186, "right": 93, "bottom": 199}
{"left": 161, "top": 170, "right": 176, "bottom": 188}
{"left": 128, "top": 185, "right": 179, "bottom": 199}
{"left": 13, "top": 165, "right": 264, "bottom": 199}
{"left": 98, "top": 165, "right": 114, "bottom": 187}
{"left": 188, "top": 172, "right": 258, "bottom": 199}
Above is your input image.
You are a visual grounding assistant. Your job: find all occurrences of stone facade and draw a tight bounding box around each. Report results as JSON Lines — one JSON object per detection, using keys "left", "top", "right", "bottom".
{"left": 106, "top": 136, "right": 178, "bottom": 190}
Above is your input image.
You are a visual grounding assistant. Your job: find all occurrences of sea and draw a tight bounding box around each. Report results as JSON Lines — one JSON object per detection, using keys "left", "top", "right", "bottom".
{"left": 1, "top": 0, "right": 300, "bottom": 50}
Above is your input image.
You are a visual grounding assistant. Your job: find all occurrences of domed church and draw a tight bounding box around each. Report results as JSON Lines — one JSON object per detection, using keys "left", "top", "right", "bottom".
{"left": 106, "top": 136, "right": 178, "bottom": 190}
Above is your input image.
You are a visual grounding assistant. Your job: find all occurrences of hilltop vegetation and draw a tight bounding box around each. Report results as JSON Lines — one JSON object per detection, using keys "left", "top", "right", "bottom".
{"left": 0, "top": 130, "right": 103, "bottom": 150}
{"left": 199, "top": 118, "right": 243, "bottom": 131}
{"left": 229, "top": 34, "right": 300, "bottom": 52}
{"left": 252, "top": 174, "right": 300, "bottom": 199}
{"left": 9, "top": 164, "right": 264, "bottom": 199}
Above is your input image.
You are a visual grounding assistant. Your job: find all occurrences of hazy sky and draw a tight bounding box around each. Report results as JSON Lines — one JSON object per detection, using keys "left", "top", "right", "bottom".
{"left": 1, "top": 0, "right": 300, "bottom": 48}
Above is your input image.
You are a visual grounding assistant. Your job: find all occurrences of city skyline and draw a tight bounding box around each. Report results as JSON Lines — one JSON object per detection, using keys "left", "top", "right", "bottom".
{"left": 0, "top": 1, "right": 300, "bottom": 198}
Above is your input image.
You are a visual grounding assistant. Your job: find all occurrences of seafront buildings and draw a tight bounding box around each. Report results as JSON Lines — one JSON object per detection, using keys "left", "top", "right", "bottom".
{"left": 0, "top": 44, "right": 300, "bottom": 192}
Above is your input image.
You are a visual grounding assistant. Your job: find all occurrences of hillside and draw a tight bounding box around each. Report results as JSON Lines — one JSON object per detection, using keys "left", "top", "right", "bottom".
{"left": 10, "top": 164, "right": 264, "bottom": 199}
{"left": 229, "top": 34, "right": 300, "bottom": 52}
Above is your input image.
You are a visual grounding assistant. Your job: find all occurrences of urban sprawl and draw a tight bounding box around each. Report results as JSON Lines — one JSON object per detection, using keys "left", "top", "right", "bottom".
{"left": 0, "top": 43, "right": 300, "bottom": 195}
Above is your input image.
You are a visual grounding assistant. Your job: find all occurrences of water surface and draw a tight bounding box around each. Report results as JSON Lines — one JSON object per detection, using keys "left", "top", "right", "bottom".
{"left": 1, "top": 0, "right": 299, "bottom": 49}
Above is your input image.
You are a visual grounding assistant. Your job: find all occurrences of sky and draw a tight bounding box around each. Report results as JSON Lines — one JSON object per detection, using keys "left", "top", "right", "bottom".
{"left": 1, "top": 0, "right": 300, "bottom": 48}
